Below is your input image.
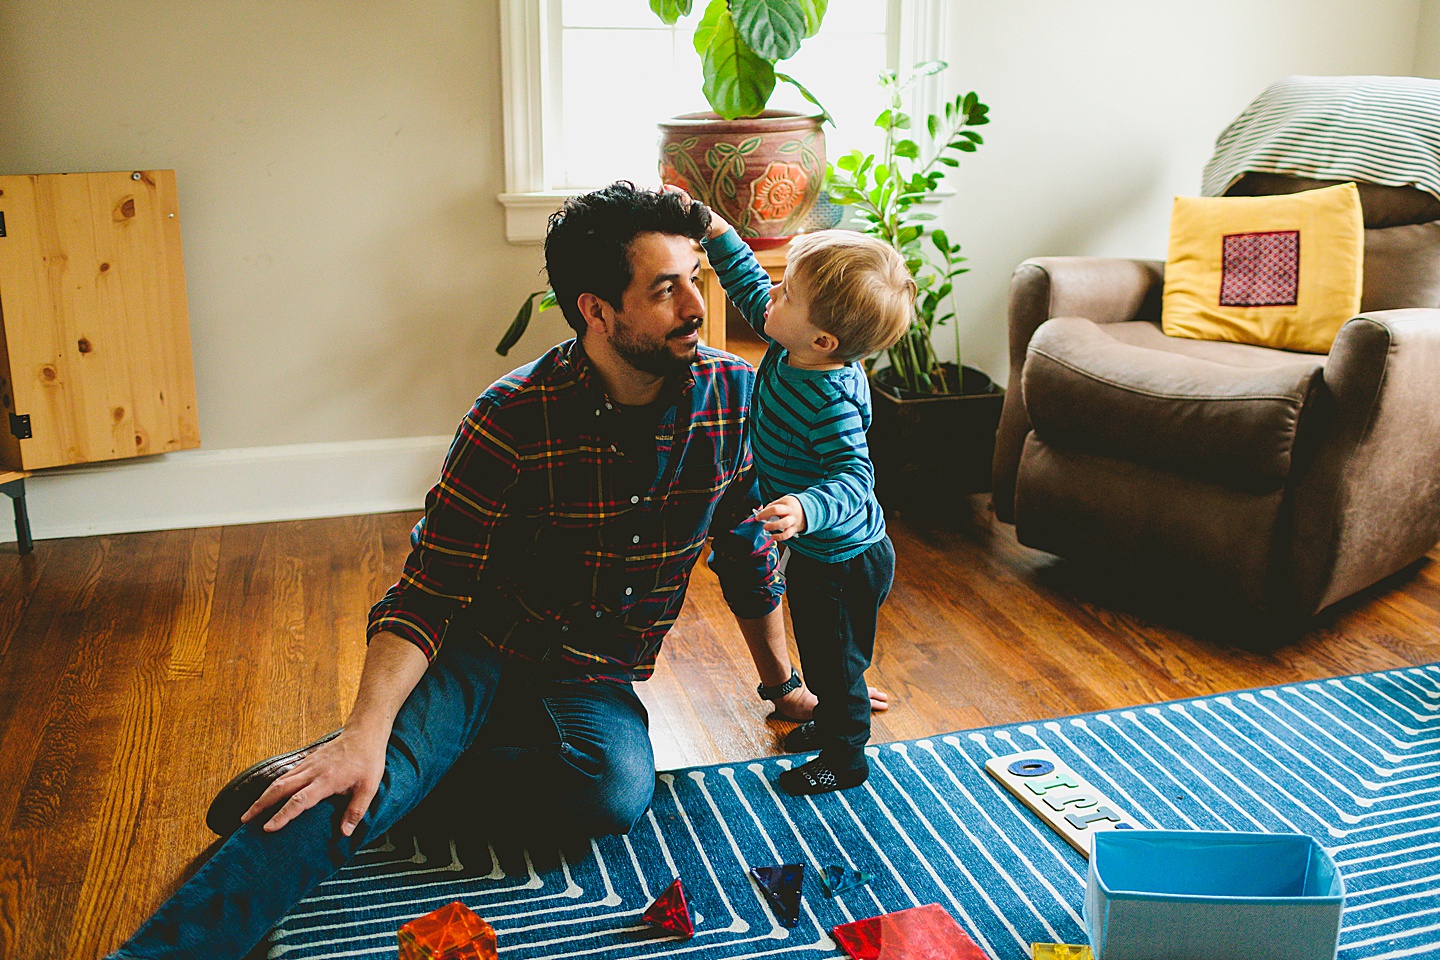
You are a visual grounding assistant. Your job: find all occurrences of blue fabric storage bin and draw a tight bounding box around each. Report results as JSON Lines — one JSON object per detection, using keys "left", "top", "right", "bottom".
{"left": 1085, "top": 831, "right": 1344, "bottom": 960}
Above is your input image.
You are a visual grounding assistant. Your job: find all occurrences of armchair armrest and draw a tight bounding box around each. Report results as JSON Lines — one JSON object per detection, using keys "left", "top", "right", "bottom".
{"left": 993, "top": 257, "right": 1165, "bottom": 522}
{"left": 1286, "top": 308, "right": 1440, "bottom": 613}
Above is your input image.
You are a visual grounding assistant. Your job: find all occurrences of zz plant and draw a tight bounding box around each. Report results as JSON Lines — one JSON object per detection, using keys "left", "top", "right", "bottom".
{"left": 824, "top": 62, "right": 990, "bottom": 394}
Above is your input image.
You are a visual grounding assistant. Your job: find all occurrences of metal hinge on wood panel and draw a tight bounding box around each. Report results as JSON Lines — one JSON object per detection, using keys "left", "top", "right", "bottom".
{"left": 9, "top": 414, "right": 30, "bottom": 440}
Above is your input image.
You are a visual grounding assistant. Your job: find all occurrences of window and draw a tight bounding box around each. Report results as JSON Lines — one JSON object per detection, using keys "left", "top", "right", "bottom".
{"left": 499, "top": 0, "right": 946, "bottom": 242}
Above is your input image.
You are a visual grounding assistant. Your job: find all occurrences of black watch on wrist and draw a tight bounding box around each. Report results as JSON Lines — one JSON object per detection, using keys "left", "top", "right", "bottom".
{"left": 757, "top": 668, "right": 802, "bottom": 702}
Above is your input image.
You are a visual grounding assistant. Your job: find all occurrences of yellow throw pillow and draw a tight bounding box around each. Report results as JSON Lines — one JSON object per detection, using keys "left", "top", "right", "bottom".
{"left": 1161, "top": 182, "right": 1364, "bottom": 353}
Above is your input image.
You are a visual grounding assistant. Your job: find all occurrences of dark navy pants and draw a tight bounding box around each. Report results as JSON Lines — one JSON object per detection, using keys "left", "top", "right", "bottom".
{"left": 110, "top": 637, "right": 654, "bottom": 960}
{"left": 785, "top": 535, "right": 895, "bottom": 771}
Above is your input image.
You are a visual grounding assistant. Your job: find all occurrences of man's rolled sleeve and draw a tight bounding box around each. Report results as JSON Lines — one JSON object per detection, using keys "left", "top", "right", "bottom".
{"left": 708, "top": 449, "right": 785, "bottom": 618}
{"left": 367, "top": 397, "right": 520, "bottom": 660}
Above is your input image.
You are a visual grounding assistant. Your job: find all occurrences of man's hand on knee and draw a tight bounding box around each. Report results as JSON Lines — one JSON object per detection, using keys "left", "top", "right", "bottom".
{"left": 242, "top": 727, "right": 388, "bottom": 836}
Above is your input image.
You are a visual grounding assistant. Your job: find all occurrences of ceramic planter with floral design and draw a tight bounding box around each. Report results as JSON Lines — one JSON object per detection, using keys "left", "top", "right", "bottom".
{"left": 659, "top": 111, "right": 825, "bottom": 250}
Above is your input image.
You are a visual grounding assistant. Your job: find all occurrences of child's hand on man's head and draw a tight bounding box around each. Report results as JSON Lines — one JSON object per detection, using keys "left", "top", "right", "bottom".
{"left": 660, "top": 183, "right": 732, "bottom": 240}
{"left": 755, "top": 495, "right": 807, "bottom": 540}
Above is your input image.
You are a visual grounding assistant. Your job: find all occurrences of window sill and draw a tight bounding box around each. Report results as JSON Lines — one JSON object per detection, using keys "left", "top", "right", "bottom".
{"left": 498, "top": 191, "right": 578, "bottom": 244}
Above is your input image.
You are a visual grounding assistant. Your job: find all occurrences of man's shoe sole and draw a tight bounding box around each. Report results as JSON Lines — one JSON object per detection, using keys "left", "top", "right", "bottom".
{"left": 205, "top": 729, "right": 343, "bottom": 836}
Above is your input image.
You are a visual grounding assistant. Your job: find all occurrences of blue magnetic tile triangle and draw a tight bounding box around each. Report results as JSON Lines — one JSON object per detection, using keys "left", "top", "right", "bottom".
{"left": 749, "top": 863, "right": 803, "bottom": 927}
{"left": 821, "top": 864, "right": 872, "bottom": 897}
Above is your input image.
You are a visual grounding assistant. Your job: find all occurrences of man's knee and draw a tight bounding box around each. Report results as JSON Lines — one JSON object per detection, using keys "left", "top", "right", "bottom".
{"left": 581, "top": 768, "right": 655, "bottom": 835}
{"left": 559, "top": 735, "right": 656, "bottom": 835}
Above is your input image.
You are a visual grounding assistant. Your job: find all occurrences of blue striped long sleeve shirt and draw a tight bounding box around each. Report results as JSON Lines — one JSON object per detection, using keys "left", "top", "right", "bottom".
{"left": 703, "top": 228, "right": 887, "bottom": 563}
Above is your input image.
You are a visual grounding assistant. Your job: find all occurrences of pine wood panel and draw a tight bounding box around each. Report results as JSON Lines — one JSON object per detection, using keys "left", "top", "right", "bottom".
{"left": 0, "top": 504, "right": 1438, "bottom": 958}
{"left": 0, "top": 171, "right": 199, "bottom": 470}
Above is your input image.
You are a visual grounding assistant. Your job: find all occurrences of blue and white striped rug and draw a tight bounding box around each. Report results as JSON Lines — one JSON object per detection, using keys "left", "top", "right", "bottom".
{"left": 267, "top": 664, "right": 1440, "bottom": 960}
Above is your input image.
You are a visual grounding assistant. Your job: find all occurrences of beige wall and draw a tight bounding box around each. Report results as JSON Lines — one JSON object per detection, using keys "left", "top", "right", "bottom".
{"left": 1417, "top": 0, "right": 1440, "bottom": 76}
{"left": 0, "top": 0, "right": 1428, "bottom": 464}
{"left": 937, "top": 0, "right": 1425, "bottom": 384}
{"left": 0, "top": 0, "right": 559, "bottom": 451}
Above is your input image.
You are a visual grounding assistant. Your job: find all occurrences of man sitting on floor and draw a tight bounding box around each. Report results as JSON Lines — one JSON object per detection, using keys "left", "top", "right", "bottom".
{"left": 106, "top": 182, "right": 886, "bottom": 960}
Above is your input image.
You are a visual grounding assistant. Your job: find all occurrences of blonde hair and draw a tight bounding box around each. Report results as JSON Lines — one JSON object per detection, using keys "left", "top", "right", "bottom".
{"left": 785, "top": 230, "right": 917, "bottom": 362}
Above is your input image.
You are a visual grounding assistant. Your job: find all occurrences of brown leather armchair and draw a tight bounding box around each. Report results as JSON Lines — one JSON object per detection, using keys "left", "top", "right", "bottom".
{"left": 992, "top": 175, "right": 1440, "bottom": 624}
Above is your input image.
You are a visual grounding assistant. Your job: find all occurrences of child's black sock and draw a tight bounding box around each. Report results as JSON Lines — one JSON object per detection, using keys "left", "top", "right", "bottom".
{"left": 777, "top": 756, "right": 869, "bottom": 796}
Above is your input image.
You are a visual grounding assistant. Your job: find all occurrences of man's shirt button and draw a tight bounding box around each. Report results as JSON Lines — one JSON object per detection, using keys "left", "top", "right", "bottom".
{"left": 632, "top": 535, "right": 641, "bottom": 543}
{"left": 630, "top": 495, "right": 640, "bottom": 504}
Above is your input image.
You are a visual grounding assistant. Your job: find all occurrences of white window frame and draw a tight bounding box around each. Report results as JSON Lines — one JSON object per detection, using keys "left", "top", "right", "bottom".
{"left": 497, "top": 0, "right": 949, "bottom": 243}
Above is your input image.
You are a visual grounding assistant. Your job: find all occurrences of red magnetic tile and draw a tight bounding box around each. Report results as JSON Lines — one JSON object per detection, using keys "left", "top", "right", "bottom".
{"left": 832, "top": 904, "right": 990, "bottom": 960}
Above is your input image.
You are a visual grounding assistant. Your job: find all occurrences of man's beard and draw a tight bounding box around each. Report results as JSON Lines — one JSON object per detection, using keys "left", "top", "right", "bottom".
{"left": 611, "top": 316, "right": 701, "bottom": 376}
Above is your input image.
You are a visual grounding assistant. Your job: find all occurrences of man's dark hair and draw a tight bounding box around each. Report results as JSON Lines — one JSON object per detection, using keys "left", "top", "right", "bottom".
{"left": 544, "top": 181, "right": 711, "bottom": 337}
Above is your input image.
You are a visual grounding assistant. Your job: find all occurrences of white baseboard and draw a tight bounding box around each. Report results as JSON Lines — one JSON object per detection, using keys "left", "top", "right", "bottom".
{"left": 6, "top": 435, "right": 453, "bottom": 542}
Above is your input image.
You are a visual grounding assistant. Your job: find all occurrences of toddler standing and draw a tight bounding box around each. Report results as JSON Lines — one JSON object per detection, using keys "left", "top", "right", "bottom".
{"left": 700, "top": 207, "right": 915, "bottom": 795}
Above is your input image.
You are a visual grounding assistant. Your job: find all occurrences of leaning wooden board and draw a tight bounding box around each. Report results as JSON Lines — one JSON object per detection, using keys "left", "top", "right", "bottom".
{"left": 985, "top": 749, "right": 1144, "bottom": 857}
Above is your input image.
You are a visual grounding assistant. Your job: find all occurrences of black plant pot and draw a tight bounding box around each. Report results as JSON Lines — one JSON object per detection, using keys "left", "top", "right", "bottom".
{"left": 869, "top": 363, "right": 1005, "bottom": 519}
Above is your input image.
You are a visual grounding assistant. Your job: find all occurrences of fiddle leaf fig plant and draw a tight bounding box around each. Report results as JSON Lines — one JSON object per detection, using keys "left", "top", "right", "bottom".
{"left": 660, "top": 0, "right": 831, "bottom": 121}
{"left": 825, "top": 62, "right": 990, "bottom": 394}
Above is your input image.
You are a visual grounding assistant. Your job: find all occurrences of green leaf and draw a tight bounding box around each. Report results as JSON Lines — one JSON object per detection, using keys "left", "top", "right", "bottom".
{"left": 931, "top": 229, "right": 950, "bottom": 251}
{"left": 775, "top": 71, "right": 834, "bottom": 125}
{"left": 649, "top": 0, "right": 693, "bottom": 25}
{"left": 730, "top": 0, "right": 807, "bottom": 61}
{"left": 693, "top": 0, "right": 727, "bottom": 54}
{"left": 498, "top": 290, "right": 546, "bottom": 356}
{"left": 911, "top": 59, "right": 948, "bottom": 78}
{"left": 539, "top": 289, "right": 557, "bottom": 310}
{"left": 927, "top": 115, "right": 940, "bottom": 140}
{"left": 874, "top": 108, "right": 893, "bottom": 129}
{"left": 907, "top": 211, "right": 937, "bottom": 221}
{"left": 836, "top": 152, "right": 859, "bottom": 172}
{"left": 954, "top": 140, "right": 977, "bottom": 152}
{"left": 960, "top": 130, "right": 984, "bottom": 143}
{"left": 796, "top": 0, "right": 828, "bottom": 37}
{"left": 893, "top": 139, "right": 920, "bottom": 160}
{"left": 893, "top": 112, "right": 911, "bottom": 129}
{"left": 700, "top": 8, "right": 776, "bottom": 119}
{"left": 938, "top": 155, "right": 959, "bottom": 167}
{"left": 962, "top": 91, "right": 977, "bottom": 112}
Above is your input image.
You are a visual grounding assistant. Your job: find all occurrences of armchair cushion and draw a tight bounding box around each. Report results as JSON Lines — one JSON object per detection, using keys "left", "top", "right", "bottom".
{"left": 1024, "top": 316, "right": 1324, "bottom": 490}
{"left": 1161, "top": 183, "right": 1364, "bottom": 353}
{"left": 1361, "top": 220, "right": 1440, "bottom": 311}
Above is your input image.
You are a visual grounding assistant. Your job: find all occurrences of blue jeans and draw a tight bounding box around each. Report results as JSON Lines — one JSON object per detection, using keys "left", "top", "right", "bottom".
{"left": 110, "top": 635, "right": 655, "bottom": 960}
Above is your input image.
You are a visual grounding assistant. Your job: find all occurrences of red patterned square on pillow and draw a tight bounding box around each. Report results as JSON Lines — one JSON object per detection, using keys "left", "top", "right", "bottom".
{"left": 1219, "top": 230, "right": 1300, "bottom": 307}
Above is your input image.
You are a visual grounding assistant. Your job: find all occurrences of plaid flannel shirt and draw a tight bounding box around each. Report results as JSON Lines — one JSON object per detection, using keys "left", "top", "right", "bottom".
{"left": 366, "top": 339, "right": 783, "bottom": 683}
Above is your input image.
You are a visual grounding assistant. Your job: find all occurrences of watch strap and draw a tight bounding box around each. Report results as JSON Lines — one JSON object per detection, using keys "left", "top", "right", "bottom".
{"left": 757, "top": 668, "right": 802, "bottom": 701}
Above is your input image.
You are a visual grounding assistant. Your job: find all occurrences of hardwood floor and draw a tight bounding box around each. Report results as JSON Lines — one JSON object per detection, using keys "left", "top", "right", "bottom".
{"left": 3, "top": 499, "right": 1439, "bottom": 958}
